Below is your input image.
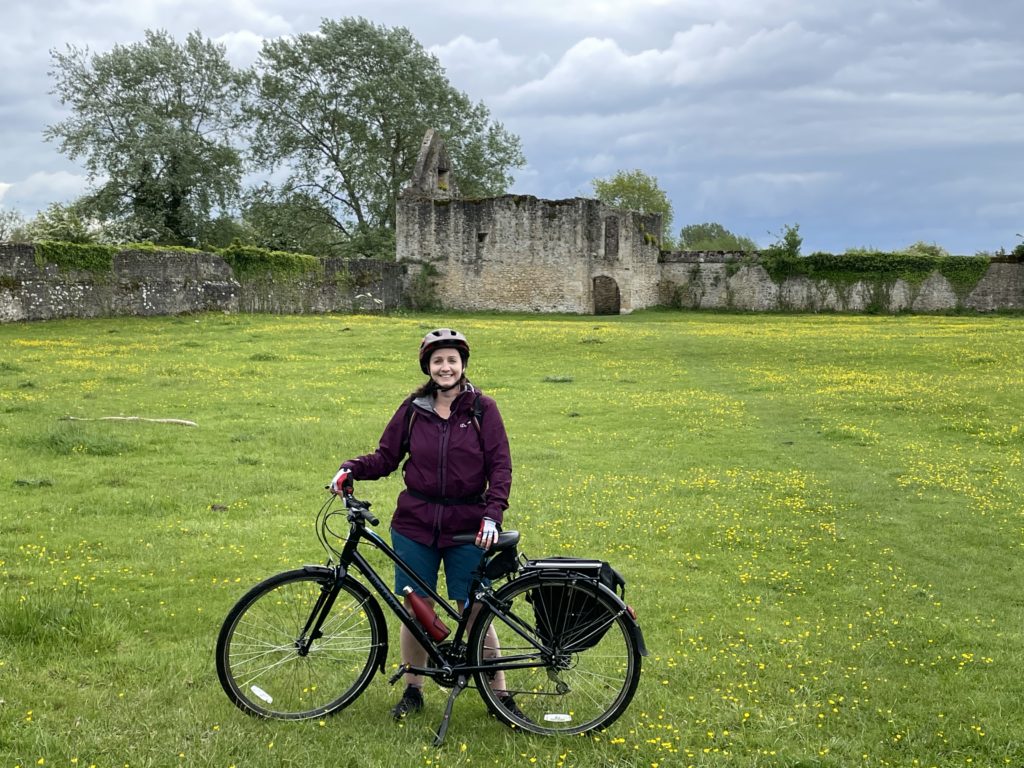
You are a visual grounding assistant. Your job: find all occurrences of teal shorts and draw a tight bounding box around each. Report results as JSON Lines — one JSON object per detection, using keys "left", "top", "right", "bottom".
{"left": 391, "top": 528, "right": 487, "bottom": 605}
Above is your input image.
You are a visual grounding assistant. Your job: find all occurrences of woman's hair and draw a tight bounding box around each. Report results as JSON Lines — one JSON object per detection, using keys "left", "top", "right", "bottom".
{"left": 411, "top": 375, "right": 466, "bottom": 399}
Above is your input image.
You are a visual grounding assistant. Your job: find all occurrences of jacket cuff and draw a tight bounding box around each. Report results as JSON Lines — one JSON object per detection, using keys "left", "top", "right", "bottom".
{"left": 484, "top": 506, "right": 504, "bottom": 525}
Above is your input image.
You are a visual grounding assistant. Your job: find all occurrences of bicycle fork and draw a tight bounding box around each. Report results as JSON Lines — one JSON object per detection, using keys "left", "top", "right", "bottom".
{"left": 295, "top": 575, "right": 343, "bottom": 655}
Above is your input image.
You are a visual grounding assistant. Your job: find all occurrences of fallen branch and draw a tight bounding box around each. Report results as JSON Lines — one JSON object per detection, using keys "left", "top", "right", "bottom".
{"left": 62, "top": 416, "right": 198, "bottom": 427}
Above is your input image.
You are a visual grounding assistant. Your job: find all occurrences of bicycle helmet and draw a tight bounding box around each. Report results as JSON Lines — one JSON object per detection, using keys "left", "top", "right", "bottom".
{"left": 419, "top": 328, "right": 470, "bottom": 374}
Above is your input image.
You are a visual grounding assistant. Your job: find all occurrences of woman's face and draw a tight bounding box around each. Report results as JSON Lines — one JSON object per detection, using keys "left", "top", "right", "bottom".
{"left": 428, "top": 346, "right": 464, "bottom": 388}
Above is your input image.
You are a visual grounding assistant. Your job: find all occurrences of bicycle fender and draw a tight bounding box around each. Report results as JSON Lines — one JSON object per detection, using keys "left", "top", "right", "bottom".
{"left": 300, "top": 565, "right": 390, "bottom": 675}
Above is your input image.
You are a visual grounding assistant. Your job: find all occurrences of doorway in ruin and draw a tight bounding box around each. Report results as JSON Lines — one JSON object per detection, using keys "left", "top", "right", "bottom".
{"left": 593, "top": 275, "right": 621, "bottom": 315}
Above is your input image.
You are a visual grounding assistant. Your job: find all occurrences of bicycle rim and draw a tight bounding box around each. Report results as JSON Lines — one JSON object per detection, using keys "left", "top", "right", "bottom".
{"left": 470, "top": 575, "right": 642, "bottom": 735}
{"left": 216, "top": 570, "right": 383, "bottom": 719}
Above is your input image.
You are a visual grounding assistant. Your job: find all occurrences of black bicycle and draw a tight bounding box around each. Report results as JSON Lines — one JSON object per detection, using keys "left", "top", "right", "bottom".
{"left": 215, "top": 490, "right": 648, "bottom": 745}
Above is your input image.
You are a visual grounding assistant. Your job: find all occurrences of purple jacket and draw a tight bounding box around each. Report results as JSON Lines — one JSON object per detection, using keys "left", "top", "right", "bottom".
{"left": 342, "top": 384, "right": 512, "bottom": 548}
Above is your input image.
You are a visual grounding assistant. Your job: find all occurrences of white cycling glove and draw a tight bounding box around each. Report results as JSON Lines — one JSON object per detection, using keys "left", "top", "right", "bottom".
{"left": 476, "top": 516, "right": 499, "bottom": 550}
{"left": 329, "top": 467, "right": 354, "bottom": 495}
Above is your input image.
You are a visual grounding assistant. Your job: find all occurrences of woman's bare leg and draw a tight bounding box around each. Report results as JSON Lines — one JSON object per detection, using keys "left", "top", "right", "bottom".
{"left": 401, "top": 596, "right": 430, "bottom": 688}
{"left": 466, "top": 602, "right": 507, "bottom": 692}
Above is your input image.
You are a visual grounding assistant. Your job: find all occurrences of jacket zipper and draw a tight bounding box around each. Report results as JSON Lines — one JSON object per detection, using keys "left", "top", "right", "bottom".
{"left": 434, "top": 418, "right": 450, "bottom": 544}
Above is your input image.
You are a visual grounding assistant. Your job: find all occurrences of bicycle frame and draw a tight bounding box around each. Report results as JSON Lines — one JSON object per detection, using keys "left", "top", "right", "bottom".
{"left": 313, "top": 493, "right": 505, "bottom": 679}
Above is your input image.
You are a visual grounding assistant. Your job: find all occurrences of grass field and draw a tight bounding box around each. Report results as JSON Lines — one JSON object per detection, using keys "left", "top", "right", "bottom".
{"left": 1, "top": 310, "right": 1022, "bottom": 768}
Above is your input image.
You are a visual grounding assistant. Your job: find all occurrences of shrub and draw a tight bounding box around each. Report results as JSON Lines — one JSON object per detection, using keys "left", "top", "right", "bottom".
{"left": 217, "top": 242, "right": 321, "bottom": 280}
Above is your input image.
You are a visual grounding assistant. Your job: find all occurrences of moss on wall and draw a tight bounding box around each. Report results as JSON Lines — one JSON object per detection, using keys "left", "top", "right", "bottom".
{"left": 34, "top": 241, "right": 117, "bottom": 274}
{"left": 759, "top": 251, "right": 991, "bottom": 300}
{"left": 217, "top": 243, "right": 322, "bottom": 281}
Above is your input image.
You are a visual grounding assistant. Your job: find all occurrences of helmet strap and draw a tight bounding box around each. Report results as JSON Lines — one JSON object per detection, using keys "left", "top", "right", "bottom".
{"left": 433, "top": 373, "right": 466, "bottom": 393}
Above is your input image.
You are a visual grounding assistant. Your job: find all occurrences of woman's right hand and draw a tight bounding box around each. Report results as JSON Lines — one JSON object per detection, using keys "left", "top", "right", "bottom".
{"left": 476, "top": 516, "right": 499, "bottom": 550}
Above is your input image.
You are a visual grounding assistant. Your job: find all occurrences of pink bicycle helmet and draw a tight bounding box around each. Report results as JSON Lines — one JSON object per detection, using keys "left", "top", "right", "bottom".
{"left": 419, "top": 328, "right": 470, "bottom": 374}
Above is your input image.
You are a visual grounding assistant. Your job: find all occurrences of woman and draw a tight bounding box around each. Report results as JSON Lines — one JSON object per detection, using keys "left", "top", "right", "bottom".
{"left": 329, "top": 328, "right": 523, "bottom": 720}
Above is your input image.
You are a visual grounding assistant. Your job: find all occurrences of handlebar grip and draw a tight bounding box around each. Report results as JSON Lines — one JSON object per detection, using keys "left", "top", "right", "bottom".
{"left": 344, "top": 493, "right": 378, "bottom": 526}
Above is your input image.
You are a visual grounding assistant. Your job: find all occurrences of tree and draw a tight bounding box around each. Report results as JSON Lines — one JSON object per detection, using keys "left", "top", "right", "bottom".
{"left": 678, "top": 222, "right": 757, "bottom": 252}
{"left": 900, "top": 241, "right": 949, "bottom": 258}
{"left": 23, "top": 202, "right": 95, "bottom": 243}
{"left": 0, "top": 209, "right": 28, "bottom": 242}
{"left": 764, "top": 223, "right": 803, "bottom": 259}
{"left": 246, "top": 17, "right": 525, "bottom": 240}
{"left": 45, "top": 30, "right": 250, "bottom": 246}
{"left": 591, "top": 169, "right": 673, "bottom": 245}
{"left": 239, "top": 187, "right": 351, "bottom": 258}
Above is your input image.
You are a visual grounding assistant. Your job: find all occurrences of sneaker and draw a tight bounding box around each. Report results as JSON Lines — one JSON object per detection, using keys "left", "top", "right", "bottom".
{"left": 391, "top": 685, "right": 424, "bottom": 720}
{"left": 497, "top": 693, "right": 533, "bottom": 724}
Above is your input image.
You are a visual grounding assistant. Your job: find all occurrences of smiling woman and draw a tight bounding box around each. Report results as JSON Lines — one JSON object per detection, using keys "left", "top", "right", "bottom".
{"left": 332, "top": 326, "right": 517, "bottom": 720}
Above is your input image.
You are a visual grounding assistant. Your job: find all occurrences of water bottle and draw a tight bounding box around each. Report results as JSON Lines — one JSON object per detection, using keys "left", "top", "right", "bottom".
{"left": 402, "top": 586, "right": 451, "bottom": 641}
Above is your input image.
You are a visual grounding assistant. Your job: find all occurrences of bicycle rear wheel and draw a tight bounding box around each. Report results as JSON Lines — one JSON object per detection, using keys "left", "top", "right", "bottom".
{"left": 216, "top": 568, "right": 385, "bottom": 719}
{"left": 468, "top": 573, "right": 642, "bottom": 735}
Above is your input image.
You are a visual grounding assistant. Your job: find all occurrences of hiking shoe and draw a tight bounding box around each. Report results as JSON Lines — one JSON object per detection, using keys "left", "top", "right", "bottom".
{"left": 391, "top": 685, "right": 424, "bottom": 720}
{"left": 497, "top": 693, "right": 533, "bottom": 725}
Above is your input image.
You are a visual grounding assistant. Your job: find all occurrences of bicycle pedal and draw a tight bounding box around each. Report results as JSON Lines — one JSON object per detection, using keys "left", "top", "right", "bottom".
{"left": 387, "top": 665, "right": 409, "bottom": 686}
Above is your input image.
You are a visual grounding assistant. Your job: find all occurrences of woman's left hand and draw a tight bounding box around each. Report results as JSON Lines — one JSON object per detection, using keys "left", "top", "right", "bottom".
{"left": 476, "top": 517, "right": 499, "bottom": 550}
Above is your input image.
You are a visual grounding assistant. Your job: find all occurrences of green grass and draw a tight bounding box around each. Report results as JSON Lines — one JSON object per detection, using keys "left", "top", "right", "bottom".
{"left": 1, "top": 311, "right": 1023, "bottom": 768}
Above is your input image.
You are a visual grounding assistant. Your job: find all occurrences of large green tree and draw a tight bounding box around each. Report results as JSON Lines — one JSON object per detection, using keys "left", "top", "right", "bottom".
{"left": 45, "top": 30, "right": 250, "bottom": 245}
{"left": 246, "top": 17, "right": 525, "bottom": 241}
{"left": 592, "top": 169, "right": 674, "bottom": 245}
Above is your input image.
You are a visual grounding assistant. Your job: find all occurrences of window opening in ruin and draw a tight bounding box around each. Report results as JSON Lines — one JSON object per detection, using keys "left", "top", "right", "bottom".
{"left": 477, "top": 232, "right": 488, "bottom": 243}
{"left": 438, "top": 167, "right": 451, "bottom": 192}
{"left": 604, "top": 217, "right": 620, "bottom": 259}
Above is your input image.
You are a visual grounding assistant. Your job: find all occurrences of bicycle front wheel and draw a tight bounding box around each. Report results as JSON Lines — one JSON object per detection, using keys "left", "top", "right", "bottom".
{"left": 468, "top": 573, "right": 642, "bottom": 735}
{"left": 216, "top": 568, "right": 385, "bottom": 719}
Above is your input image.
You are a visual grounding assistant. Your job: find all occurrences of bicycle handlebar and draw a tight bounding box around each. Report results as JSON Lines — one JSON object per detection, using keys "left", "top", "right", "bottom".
{"left": 323, "top": 486, "right": 379, "bottom": 525}
{"left": 344, "top": 491, "right": 379, "bottom": 526}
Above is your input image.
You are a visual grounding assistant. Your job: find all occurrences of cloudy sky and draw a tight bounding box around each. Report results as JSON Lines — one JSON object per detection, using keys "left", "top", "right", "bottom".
{"left": 1, "top": 0, "right": 1022, "bottom": 254}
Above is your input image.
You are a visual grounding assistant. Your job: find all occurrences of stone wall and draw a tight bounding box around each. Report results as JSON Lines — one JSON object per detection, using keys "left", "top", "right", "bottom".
{"left": 0, "top": 243, "right": 406, "bottom": 322}
{"left": 658, "top": 251, "right": 1024, "bottom": 312}
{"left": 237, "top": 257, "right": 405, "bottom": 314}
{"left": 4, "top": 238, "right": 1021, "bottom": 323}
{"left": 396, "top": 194, "right": 663, "bottom": 314}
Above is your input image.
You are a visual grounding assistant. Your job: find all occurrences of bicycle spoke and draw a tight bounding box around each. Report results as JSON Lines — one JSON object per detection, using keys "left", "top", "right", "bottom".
{"left": 470, "top": 575, "right": 641, "bottom": 735}
{"left": 217, "top": 571, "right": 383, "bottom": 719}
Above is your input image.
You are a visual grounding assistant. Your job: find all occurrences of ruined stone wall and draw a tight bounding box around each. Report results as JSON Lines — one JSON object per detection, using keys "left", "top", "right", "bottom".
{"left": 0, "top": 244, "right": 239, "bottom": 322}
{"left": 0, "top": 243, "right": 406, "bottom": 322}
{"left": 237, "top": 257, "right": 405, "bottom": 314}
{"left": 659, "top": 252, "right": 1024, "bottom": 312}
{"left": 5, "top": 238, "right": 1019, "bottom": 322}
{"left": 396, "top": 194, "right": 663, "bottom": 314}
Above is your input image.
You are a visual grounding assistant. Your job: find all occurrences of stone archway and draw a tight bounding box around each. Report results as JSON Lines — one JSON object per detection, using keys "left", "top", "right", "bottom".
{"left": 593, "top": 275, "right": 621, "bottom": 315}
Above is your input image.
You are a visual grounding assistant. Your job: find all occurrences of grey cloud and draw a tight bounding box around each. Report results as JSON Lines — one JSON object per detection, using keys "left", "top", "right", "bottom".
{"left": 2, "top": 0, "right": 1023, "bottom": 254}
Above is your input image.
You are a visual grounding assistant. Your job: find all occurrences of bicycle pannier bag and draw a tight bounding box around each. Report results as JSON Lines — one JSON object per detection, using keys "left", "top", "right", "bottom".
{"left": 523, "top": 557, "right": 626, "bottom": 651}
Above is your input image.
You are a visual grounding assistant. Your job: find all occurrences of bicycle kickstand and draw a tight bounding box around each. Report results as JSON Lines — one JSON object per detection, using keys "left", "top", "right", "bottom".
{"left": 432, "top": 674, "right": 468, "bottom": 747}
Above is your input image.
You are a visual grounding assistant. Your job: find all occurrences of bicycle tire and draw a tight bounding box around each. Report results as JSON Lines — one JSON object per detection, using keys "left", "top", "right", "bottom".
{"left": 216, "top": 567, "right": 385, "bottom": 719}
{"left": 468, "top": 572, "right": 642, "bottom": 735}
